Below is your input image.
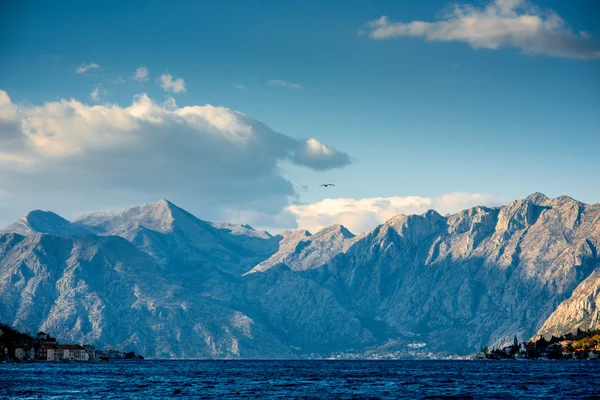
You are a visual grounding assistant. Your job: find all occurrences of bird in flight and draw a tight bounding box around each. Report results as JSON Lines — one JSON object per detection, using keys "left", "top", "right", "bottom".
{"left": 320, "top": 184, "right": 335, "bottom": 187}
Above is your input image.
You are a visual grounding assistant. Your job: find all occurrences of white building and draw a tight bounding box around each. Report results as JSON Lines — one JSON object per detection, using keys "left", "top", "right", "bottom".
{"left": 83, "top": 345, "right": 95, "bottom": 361}
{"left": 13, "top": 346, "right": 25, "bottom": 361}
{"left": 46, "top": 345, "right": 61, "bottom": 361}
{"left": 60, "top": 345, "right": 87, "bottom": 361}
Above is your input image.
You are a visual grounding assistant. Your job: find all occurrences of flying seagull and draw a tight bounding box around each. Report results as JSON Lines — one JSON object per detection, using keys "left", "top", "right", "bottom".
{"left": 320, "top": 184, "right": 335, "bottom": 187}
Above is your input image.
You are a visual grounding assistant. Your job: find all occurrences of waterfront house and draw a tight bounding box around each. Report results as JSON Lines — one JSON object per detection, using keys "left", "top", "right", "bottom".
{"left": 54, "top": 344, "right": 64, "bottom": 361}
{"left": 12, "top": 345, "right": 24, "bottom": 361}
{"left": 59, "top": 344, "right": 86, "bottom": 361}
{"left": 559, "top": 340, "right": 573, "bottom": 348}
{"left": 107, "top": 350, "right": 126, "bottom": 359}
{"left": 73, "top": 345, "right": 87, "bottom": 361}
{"left": 38, "top": 344, "right": 48, "bottom": 360}
{"left": 61, "top": 344, "right": 75, "bottom": 361}
{"left": 561, "top": 348, "right": 573, "bottom": 358}
{"left": 34, "top": 332, "right": 56, "bottom": 346}
{"left": 83, "top": 345, "right": 95, "bottom": 361}
{"left": 23, "top": 345, "right": 33, "bottom": 361}
{"left": 45, "top": 345, "right": 59, "bottom": 361}
{"left": 524, "top": 341, "right": 537, "bottom": 358}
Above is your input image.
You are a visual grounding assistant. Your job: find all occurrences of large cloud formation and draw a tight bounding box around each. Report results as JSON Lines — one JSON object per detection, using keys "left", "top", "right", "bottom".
{"left": 288, "top": 193, "right": 504, "bottom": 234}
{"left": 0, "top": 90, "right": 351, "bottom": 226}
{"left": 364, "top": 0, "right": 600, "bottom": 60}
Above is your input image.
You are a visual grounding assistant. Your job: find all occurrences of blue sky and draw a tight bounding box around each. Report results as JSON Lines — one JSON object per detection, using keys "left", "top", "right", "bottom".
{"left": 0, "top": 0, "right": 599, "bottom": 232}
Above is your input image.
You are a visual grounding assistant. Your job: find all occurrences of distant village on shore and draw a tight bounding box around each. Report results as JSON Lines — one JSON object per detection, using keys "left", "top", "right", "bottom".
{"left": 0, "top": 323, "right": 143, "bottom": 363}
{"left": 2, "top": 321, "right": 600, "bottom": 362}
{"left": 473, "top": 329, "right": 600, "bottom": 360}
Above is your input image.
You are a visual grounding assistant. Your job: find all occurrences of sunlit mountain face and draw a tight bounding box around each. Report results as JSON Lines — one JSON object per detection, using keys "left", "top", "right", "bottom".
{"left": 1, "top": 193, "right": 598, "bottom": 358}
{"left": 1, "top": 0, "right": 598, "bottom": 371}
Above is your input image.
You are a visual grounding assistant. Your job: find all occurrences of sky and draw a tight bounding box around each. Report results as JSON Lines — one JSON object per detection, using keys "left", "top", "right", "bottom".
{"left": 0, "top": 0, "right": 599, "bottom": 234}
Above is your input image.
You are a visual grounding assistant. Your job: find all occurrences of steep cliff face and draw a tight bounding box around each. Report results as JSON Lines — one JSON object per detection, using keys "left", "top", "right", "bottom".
{"left": 303, "top": 194, "right": 600, "bottom": 353}
{"left": 533, "top": 201, "right": 600, "bottom": 338}
{"left": 1, "top": 193, "right": 599, "bottom": 358}
{"left": 246, "top": 225, "right": 360, "bottom": 274}
{"left": 536, "top": 269, "right": 600, "bottom": 338}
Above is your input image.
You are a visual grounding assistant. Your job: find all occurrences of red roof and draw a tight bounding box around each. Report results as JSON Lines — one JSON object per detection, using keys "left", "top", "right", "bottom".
{"left": 57, "top": 344, "right": 85, "bottom": 349}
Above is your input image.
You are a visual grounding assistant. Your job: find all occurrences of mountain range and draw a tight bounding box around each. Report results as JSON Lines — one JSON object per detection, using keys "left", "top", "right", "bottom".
{"left": 1, "top": 193, "right": 598, "bottom": 358}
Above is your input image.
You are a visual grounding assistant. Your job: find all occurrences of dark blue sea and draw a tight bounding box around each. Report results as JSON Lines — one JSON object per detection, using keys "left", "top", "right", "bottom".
{"left": 1, "top": 360, "right": 599, "bottom": 399}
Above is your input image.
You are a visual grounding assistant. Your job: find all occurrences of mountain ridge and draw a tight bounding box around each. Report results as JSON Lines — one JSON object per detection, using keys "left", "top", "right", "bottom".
{"left": 1, "top": 192, "right": 598, "bottom": 358}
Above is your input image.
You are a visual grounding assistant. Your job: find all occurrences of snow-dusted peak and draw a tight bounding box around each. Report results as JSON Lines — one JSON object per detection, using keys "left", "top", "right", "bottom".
{"left": 245, "top": 225, "right": 359, "bottom": 274}
{"left": 74, "top": 210, "right": 119, "bottom": 226}
{"left": 279, "top": 229, "right": 312, "bottom": 239}
{"left": 209, "top": 221, "right": 272, "bottom": 239}
{"left": 1, "top": 210, "right": 94, "bottom": 237}
{"left": 76, "top": 199, "right": 186, "bottom": 237}
{"left": 313, "top": 224, "right": 354, "bottom": 240}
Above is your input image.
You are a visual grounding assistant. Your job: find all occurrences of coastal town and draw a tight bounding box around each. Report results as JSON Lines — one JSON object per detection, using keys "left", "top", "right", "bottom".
{"left": 475, "top": 329, "right": 600, "bottom": 360}
{"left": 0, "top": 323, "right": 143, "bottom": 362}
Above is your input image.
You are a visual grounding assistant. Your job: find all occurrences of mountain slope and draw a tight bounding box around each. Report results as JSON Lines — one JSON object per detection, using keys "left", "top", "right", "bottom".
{"left": 75, "top": 200, "right": 279, "bottom": 276}
{"left": 246, "top": 225, "right": 361, "bottom": 274}
{"left": 302, "top": 194, "right": 600, "bottom": 353}
{"left": 0, "top": 232, "right": 293, "bottom": 358}
{"left": 0, "top": 210, "right": 95, "bottom": 236}
{"left": 1, "top": 193, "right": 599, "bottom": 358}
{"left": 535, "top": 268, "right": 600, "bottom": 338}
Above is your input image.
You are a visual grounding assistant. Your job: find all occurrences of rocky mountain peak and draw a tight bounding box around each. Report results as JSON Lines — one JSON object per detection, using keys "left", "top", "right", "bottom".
{"left": 1, "top": 210, "right": 93, "bottom": 237}
{"left": 313, "top": 224, "right": 354, "bottom": 239}
{"left": 2, "top": 193, "right": 600, "bottom": 359}
{"left": 209, "top": 221, "right": 272, "bottom": 239}
{"left": 525, "top": 192, "right": 549, "bottom": 205}
{"left": 77, "top": 199, "right": 187, "bottom": 236}
{"left": 495, "top": 199, "right": 540, "bottom": 233}
{"left": 384, "top": 210, "right": 446, "bottom": 245}
{"left": 447, "top": 206, "right": 499, "bottom": 236}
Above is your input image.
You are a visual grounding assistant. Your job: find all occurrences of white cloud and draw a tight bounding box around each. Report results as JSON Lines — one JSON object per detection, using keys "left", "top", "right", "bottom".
{"left": 291, "top": 138, "right": 351, "bottom": 170}
{"left": 75, "top": 63, "right": 100, "bottom": 74}
{"left": 90, "top": 87, "right": 101, "bottom": 101}
{"left": 159, "top": 74, "right": 186, "bottom": 93}
{"left": 288, "top": 193, "right": 504, "bottom": 234}
{"left": 133, "top": 66, "right": 149, "bottom": 82}
{"left": 267, "top": 80, "right": 303, "bottom": 90}
{"left": 0, "top": 89, "right": 351, "bottom": 227}
{"left": 233, "top": 84, "right": 247, "bottom": 90}
{"left": 0, "top": 90, "right": 18, "bottom": 120}
{"left": 363, "top": 0, "right": 600, "bottom": 60}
